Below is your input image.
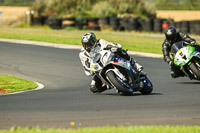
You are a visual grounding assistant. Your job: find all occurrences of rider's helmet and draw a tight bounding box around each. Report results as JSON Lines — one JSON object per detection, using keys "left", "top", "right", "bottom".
{"left": 81, "top": 32, "right": 97, "bottom": 52}
{"left": 164, "top": 26, "right": 177, "bottom": 43}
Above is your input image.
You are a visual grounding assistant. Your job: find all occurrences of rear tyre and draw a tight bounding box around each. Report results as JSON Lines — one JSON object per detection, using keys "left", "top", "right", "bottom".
{"left": 106, "top": 71, "right": 133, "bottom": 95}
{"left": 188, "top": 62, "right": 200, "bottom": 79}
{"left": 139, "top": 77, "right": 153, "bottom": 95}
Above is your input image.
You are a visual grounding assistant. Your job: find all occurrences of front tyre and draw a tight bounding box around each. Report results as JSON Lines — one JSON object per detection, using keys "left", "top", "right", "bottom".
{"left": 188, "top": 62, "right": 200, "bottom": 79}
{"left": 139, "top": 77, "right": 153, "bottom": 95}
{"left": 106, "top": 71, "right": 133, "bottom": 95}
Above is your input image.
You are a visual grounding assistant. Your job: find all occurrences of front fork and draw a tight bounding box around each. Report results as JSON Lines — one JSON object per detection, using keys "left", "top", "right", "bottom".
{"left": 181, "top": 58, "right": 200, "bottom": 79}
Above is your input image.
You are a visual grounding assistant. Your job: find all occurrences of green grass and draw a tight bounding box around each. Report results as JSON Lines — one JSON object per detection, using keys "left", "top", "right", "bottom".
{"left": 0, "top": 126, "right": 200, "bottom": 133}
{"left": 0, "top": 27, "right": 164, "bottom": 54}
{"left": 0, "top": 74, "right": 38, "bottom": 94}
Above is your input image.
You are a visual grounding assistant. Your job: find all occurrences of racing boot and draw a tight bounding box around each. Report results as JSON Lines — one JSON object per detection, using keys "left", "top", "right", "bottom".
{"left": 170, "top": 71, "right": 177, "bottom": 78}
{"left": 90, "top": 76, "right": 107, "bottom": 93}
{"left": 170, "top": 70, "right": 185, "bottom": 78}
{"left": 135, "top": 63, "right": 143, "bottom": 72}
{"left": 90, "top": 82, "right": 107, "bottom": 93}
{"left": 130, "top": 58, "right": 143, "bottom": 72}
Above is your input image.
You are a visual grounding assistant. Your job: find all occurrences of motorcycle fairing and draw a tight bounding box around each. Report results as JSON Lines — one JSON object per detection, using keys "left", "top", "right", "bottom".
{"left": 110, "top": 57, "right": 131, "bottom": 70}
{"left": 174, "top": 46, "right": 195, "bottom": 66}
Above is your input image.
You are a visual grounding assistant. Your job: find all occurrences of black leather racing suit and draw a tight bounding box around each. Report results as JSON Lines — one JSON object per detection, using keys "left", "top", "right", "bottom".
{"left": 162, "top": 32, "right": 199, "bottom": 78}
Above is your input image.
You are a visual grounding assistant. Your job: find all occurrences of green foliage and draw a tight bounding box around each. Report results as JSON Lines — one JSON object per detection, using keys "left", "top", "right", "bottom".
{"left": 30, "top": 0, "right": 155, "bottom": 18}
{"left": 46, "top": 0, "right": 76, "bottom": 17}
{"left": 109, "top": 0, "right": 137, "bottom": 14}
{"left": 74, "top": 0, "right": 97, "bottom": 18}
{"left": 89, "top": 1, "right": 117, "bottom": 17}
{"left": 133, "top": 1, "right": 156, "bottom": 18}
{"left": 31, "top": 0, "right": 47, "bottom": 17}
{"left": 155, "top": 0, "right": 200, "bottom": 10}
{"left": 90, "top": 0, "right": 155, "bottom": 18}
{"left": 0, "top": 0, "right": 34, "bottom": 6}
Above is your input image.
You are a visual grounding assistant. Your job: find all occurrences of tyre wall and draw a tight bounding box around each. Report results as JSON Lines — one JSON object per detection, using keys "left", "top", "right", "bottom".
{"left": 32, "top": 16, "right": 200, "bottom": 35}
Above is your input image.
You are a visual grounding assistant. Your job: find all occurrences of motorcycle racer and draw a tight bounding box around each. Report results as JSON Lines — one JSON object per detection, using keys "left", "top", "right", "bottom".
{"left": 79, "top": 32, "right": 143, "bottom": 93}
{"left": 162, "top": 26, "right": 200, "bottom": 78}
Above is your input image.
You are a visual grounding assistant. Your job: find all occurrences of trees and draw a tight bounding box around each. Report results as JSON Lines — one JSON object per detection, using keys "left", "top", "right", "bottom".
{"left": 155, "top": 0, "right": 200, "bottom": 10}
{"left": 31, "top": 0, "right": 155, "bottom": 18}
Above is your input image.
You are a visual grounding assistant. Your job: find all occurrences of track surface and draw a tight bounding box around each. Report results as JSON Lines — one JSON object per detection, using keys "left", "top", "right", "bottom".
{"left": 0, "top": 42, "right": 200, "bottom": 129}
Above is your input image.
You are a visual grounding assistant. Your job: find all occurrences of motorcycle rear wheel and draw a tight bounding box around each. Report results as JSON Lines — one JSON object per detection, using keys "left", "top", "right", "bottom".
{"left": 106, "top": 71, "right": 133, "bottom": 95}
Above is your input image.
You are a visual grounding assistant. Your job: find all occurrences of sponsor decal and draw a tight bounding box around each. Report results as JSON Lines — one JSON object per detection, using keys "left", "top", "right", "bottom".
{"left": 114, "top": 58, "right": 119, "bottom": 63}
{"left": 167, "top": 30, "right": 172, "bottom": 35}
{"left": 114, "top": 58, "right": 121, "bottom": 63}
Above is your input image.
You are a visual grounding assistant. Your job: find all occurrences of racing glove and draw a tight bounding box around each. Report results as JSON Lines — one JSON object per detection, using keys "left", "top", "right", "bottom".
{"left": 168, "top": 61, "right": 173, "bottom": 66}
{"left": 110, "top": 44, "right": 122, "bottom": 53}
{"left": 111, "top": 46, "right": 119, "bottom": 53}
{"left": 116, "top": 43, "right": 122, "bottom": 49}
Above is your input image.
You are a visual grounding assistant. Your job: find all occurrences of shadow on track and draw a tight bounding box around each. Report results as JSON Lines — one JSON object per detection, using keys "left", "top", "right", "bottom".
{"left": 176, "top": 82, "right": 200, "bottom": 84}
{"left": 99, "top": 92, "right": 163, "bottom": 97}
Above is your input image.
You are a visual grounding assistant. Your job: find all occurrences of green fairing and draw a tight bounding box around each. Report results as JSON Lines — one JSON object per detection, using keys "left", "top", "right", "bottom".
{"left": 174, "top": 60, "right": 186, "bottom": 66}
{"left": 174, "top": 46, "right": 195, "bottom": 66}
{"left": 188, "top": 46, "right": 195, "bottom": 60}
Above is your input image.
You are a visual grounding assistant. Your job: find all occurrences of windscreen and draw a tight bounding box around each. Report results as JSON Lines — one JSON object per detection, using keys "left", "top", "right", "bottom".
{"left": 90, "top": 46, "right": 101, "bottom": 58}
{"left": 171, "top": 41, "right": 187, "bottom": 55}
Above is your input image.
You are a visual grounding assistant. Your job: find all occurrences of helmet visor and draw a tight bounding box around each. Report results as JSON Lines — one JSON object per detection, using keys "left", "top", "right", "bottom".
{"left": 166, "top": 34, "right": 176, "bottom": 43}
{"left": 83, "top": 43, "right": 92, "bottom": 52}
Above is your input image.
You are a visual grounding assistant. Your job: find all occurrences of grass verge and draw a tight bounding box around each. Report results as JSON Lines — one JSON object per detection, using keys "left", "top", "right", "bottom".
{"left": 0, "top": 74, "right": 38, "bottom": 94}
{"left": 0, "top": 27, "right": 164, "bottom": 54}
{"left": 0, "top": 126, "right": 200, "bottom": 133}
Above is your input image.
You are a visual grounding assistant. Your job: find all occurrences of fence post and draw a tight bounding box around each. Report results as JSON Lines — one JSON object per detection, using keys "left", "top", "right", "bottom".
{"left": 26, "top": 10, "right": 34, "bottom": 25}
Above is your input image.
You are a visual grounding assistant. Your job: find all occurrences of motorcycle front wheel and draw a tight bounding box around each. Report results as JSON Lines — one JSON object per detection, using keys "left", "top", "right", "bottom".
{"left": 139, "top": 77, "right": 153, "bottom": 95}
{"left": 106, "top": 71, "right": 133, "bottom": 95}
{"left": 188, "top": 62, "right": 200, "bottom": 79}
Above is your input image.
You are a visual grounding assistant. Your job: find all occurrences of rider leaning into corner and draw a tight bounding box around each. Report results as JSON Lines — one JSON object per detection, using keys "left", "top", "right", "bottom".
{"left": 162, "top": 26, "right": 200, "bottom": 78}
{"left": 79, "top": 32, "right": 143, "bottom": 93}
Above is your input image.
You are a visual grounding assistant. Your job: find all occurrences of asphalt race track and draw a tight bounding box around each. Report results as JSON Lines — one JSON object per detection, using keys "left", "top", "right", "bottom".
{"left": 0, "top": 42, "right": 199, "bottom": 129}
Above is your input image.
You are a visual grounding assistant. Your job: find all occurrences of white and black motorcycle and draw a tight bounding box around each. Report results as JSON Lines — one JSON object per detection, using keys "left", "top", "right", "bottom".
{"left": 89, "top": 46, "right": 153, "bottom": 95}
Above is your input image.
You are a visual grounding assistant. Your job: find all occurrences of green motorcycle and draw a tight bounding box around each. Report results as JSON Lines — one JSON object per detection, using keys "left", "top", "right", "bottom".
{"left": 171, "top": 41, "right": 200, "bottom": 80}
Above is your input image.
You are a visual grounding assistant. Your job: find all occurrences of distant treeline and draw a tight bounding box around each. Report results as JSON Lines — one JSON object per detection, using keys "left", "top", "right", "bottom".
{"left": 155, "top": 0, "right": 200, "bottom": 10}
{"left": 0, "top": 0, "right": 200, "bottom": 10}
{"left": 0, "top": 0, "right": 34, "bottom": 6}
